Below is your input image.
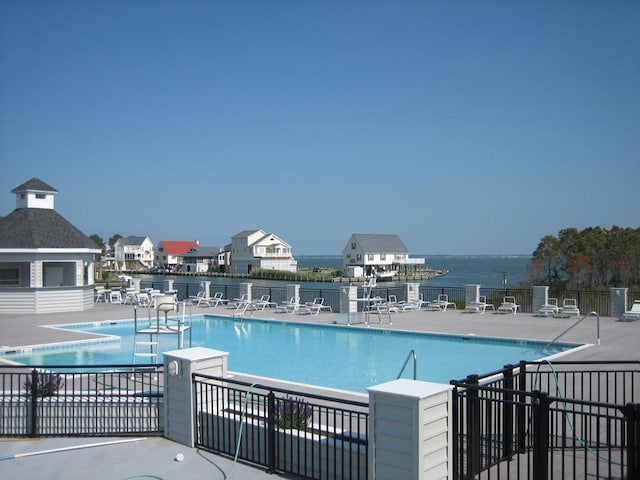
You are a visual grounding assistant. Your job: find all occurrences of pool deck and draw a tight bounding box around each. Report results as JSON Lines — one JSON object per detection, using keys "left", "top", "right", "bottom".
{"left": 1, "top": 303, "right": 638, "bottom": 479}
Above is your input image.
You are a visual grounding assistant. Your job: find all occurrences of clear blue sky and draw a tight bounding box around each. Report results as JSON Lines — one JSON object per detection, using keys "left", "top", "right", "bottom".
{"left": 1, "top": 1, "right": 638, "bottom": 256}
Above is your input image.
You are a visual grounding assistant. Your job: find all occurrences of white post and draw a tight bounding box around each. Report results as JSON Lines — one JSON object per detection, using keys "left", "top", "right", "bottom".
{"left": 200, "top": 281, "right": 211, "bottom": 299}
{"left": 610, "top": 287, "right": 628, "bottom": 319}
{"left": 368, "top": 379, "right": 453, "bottom": 480}
{"left": 532, "top": 286, "right": 549, "bottom": 313}
{"left": 465, "top": 284, "right": 480, "bottom": 307}
{"left": 163, "top": 347, "right": 229, "bottom": 447}
{"left": 286, "top": 284, "right": 300, "bottom": 303}
{"left": 405, "top": 283, "right": 420, "bottom": 302}
{"left": 239, "top": 282, "right": 252, "bottom": 302}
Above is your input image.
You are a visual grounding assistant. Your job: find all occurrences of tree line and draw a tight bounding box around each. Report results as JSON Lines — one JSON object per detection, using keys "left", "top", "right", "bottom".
{"left": 530, "top": 226, "right": 640, "bottom": 289}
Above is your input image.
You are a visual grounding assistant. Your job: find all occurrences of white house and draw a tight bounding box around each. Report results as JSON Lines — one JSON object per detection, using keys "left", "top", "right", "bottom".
{"left": 113, "top": 235, "right": 154, "bottom": 270}
{"left": 0, "top": 178, "right": 102, "bottom": 313}
{"left": 230, "top": 230, "right": 297, "bottom": 274}
{"left": 342, "top": 233, "right": 425, "bottom": 278}
{"left": 180, "top": 246, "right": 228, "bottom": 274}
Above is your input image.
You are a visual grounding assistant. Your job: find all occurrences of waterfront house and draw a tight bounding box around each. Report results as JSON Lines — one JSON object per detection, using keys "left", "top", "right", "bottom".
{"left": 342, "top": 233, "right": 425, "bottom": 278}
{"left": 113, "top": 235, "right": 154, "bottom": 271}
{"left": 155, "top": 240, "right": 199, "bottom": 271}
{"left": 230, "top": 230, "right": 297, "bottom": 274}
{"left": 179, "top": 246, "right": 228, "bottom": 273}
{"left": 0, "top": 178, "right": 102, "bottom": 313}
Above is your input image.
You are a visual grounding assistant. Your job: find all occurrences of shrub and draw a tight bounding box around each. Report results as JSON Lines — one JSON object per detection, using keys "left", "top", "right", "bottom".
{"left": 275, "top": 395, "right": 312, "bottom": 430}
{"left": 24, "top": 372, "right": 64, "bottom": 397}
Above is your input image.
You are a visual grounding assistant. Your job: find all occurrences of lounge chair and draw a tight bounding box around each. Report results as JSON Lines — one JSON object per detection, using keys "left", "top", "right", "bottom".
{"left": 306, "top": 298, "right": 332, "bottom": 315}
{"left": 537, "top": 298, "right": 560, "bottom": 317}
{"left": 94, "top": 286, "right": 107, "bottom": 303}
{"left": 208, "top": 291, "right": 230, "bottom": 307}
{"left": 621, "top": 300, "right": 640, "bottom": 322}
{"left": 426, "top": 294, "right": 456, "bottom": 311}
{"left": 275, "top": 297, "right": 303, "bottom": 314}
{"left": 497, "top": 296, "right": 520, "bottom": 314}
{"left": 252, "top": 295, "right": 277, "bottom": 311}
{"left": 463, "top": 296, "right": 494, "bottom": 314}
{"left": 188, "top": 290, "right": 210, "bottom": 307}
{"left": 557, "top": 298, "right": 580, "bottom": 318}
{"left": 109, "top": 289, "right": 123, "bottom": 304}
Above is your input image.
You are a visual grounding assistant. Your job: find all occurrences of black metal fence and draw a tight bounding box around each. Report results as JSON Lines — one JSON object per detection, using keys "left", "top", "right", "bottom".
{"left": 450, "top": 361, "right": 640, "bottom": 480}
{"left": 193, "top": 374, "right": 369, "bottom": 480}
{"left": 0, "top": 365, "right": 163, "bottom": 437}
{"left": 136, "top": 279, "right": 639, "bottom": 316}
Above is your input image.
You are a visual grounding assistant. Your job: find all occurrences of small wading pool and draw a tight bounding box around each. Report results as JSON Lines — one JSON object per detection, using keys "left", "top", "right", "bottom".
{"left": 2, "top": 315, "right": 585, "bottom": 392}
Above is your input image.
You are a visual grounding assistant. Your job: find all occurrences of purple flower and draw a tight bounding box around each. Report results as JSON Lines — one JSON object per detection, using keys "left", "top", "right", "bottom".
{"left": 275, "top": 395, "right": 313, "bottom": 429}
{"left": 24, "top": 372, "right": 64, "bottom": 397}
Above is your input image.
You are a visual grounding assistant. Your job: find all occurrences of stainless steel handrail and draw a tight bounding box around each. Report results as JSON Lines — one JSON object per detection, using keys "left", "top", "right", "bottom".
{"left": 547, "top": 311, "right": 601, "bottom": 347}
{"left": 397, "top": 349, "right": 418, "bottom": 380}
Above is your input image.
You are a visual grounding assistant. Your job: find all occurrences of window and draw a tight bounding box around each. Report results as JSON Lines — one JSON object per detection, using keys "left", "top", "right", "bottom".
{"left": 380, "top": 254, "right": 386, "bottom": 261}
{"left": 0, "top": 268, "right": 19, "bottom": 286}
{"left": 36, "top": 193, "right": 46, "bottom": 199}
{"left": 367, "top": 254, "right": 374, "bottom": 261}
{"left": 351, "top": 243, "right": 356, "bottom": 249}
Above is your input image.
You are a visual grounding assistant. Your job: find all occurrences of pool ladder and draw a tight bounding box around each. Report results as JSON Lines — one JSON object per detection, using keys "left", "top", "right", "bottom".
{"left": 397, "top": 349, "right": 417, "bottom": 380}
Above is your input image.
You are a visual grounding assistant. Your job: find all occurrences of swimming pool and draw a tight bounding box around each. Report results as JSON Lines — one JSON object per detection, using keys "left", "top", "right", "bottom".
{"left": 3, "top": 315, "right": 582, "bottom": 392}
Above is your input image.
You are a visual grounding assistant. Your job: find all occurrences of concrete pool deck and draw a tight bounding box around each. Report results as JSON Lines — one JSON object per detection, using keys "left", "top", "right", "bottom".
{"left": 1, "top": 303, "right": 638, "bottom": 479}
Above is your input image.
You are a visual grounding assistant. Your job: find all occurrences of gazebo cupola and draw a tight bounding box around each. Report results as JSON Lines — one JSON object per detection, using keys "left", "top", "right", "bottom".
{"left": 12, "top": 177, "right": 58, "bottom": 210}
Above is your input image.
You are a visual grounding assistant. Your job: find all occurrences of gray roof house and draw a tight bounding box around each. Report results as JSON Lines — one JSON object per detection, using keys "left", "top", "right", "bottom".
{"left": 0, "top": 178, "right": 101, "bottom": 313}
{"left": 342, "top": 233, "right": 425, "bottom": 278}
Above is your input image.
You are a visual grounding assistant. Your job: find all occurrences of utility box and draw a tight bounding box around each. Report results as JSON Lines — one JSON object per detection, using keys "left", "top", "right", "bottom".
{"left": 368, "top": 379, "right": 453, "bottom": 480}
{"left": 163, "top": 347, "right": 229, "bottom": 447}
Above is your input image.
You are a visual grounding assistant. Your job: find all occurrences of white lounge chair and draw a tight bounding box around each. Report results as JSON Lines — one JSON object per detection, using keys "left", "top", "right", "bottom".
{"left": 426, "top": 294, "right": 456, "bottom": 311}
{"left": 463, "top": 296, "right": 494, "bottom": 314}
{"left": 188, "top": 290, "right": 209, "bottom": 307}
{"left": 537, "top": 298, "right": 560, "bottom": 317}
{"left": 252, "top": 295, "right": 277, "bottom": 311}
{"left": 208, "top": 291, "right": 230, "bottom": 307}
{"left": 497, "top": 296, "right": 520, "bottom": 314}
{"left": 621, "top": 300, "right": 640, "bottom": 322}
{"left": 557, "top": 298, "right": 580, "bottom": 318}
{"left": 109, "top": 289, "right": 123, "bottom": 304}
{"left": 94, "top": 286, "right": 107, "bottom": 303}
{"left": 306, "top": 298, "right": 332, "bottom": 315}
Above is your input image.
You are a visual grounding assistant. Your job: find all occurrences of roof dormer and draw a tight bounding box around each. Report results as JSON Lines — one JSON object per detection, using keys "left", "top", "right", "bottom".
{"left": 11, "top": 177, "right": 58, "bottom": 210}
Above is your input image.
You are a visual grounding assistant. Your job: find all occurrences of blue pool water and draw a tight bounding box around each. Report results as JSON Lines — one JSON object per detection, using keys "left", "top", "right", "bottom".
{"left": 4, "top": 315, "right": 579, "bottom": 392}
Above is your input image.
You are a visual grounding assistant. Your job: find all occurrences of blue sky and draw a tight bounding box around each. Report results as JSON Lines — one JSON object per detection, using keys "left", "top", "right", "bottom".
{"left": 1, "top": 1, "right": 638, "bottom": 256}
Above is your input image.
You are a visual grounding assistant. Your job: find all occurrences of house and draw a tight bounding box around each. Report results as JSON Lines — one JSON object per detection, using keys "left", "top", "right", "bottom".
{"left": 0, "top": 178, "right": 102, "bottom": 313}
{"left": 113, "top": 235, "right": 154, "bottom": 271}
{"left": 155, "top": 240, "right": 199, "bottom": 271}
{"left": 230, "top": 230, "right": 297, "bottom": 274}
{"left": 179, "top": 246, "right": 228, "bottom": 274}
{"left": 342, "top": 233, "right": 425, "bottom": 278}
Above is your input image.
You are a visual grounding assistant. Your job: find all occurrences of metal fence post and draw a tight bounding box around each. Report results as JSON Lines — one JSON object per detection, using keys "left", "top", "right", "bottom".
{"left": 29, "top": 368, "right": 38, "bottom": 437}
{"left": 517, "top": 360, "right": 527, "bottom": 453}
{"left": 267, "top": 391, "right": 276, "bottom": 474}
{"left": 621, "top": 403, "right": 639, "bottom": 480}
{"left": 532, "top": 390, "right": 550, "bottom": 480}
{"left": 502, "top": 364, "right": 514, "bottom": 460}
{"left": 466, "top": 374, "right": 481, "bottom": 477}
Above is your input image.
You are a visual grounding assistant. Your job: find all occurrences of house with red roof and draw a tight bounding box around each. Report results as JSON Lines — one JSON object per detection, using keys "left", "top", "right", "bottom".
{"left": 155, "top": 240, "right": 199, "bottom": 271}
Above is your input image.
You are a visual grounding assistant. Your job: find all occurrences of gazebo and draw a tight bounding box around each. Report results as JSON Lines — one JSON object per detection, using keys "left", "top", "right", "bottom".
{"left": 0, "top": 178, "right": 101, "bottom": 313}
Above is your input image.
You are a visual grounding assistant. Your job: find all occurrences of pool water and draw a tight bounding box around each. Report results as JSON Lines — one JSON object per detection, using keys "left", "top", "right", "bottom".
{"left": 4, "top": 315, "right": 580, "bottom": 392}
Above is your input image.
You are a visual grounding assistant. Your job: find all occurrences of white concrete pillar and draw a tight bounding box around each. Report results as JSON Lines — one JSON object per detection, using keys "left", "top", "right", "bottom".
{"left": 164, "top": 279, "right": 174, "bottom": 293}
{"left": 163, "top": 347, "right": 229, "bottom": 447}
{"left": 610, "top": 287, "right": 628, "bottom": 319}
{"left": 532, "top": 286, "right": 549, "bottom": 313}
{"left": 405, "top": 283, "right": 420, "bottom": 302}
{"left": 465, "top": 284, "right": 480, "bottom": 306}
{"left": 239, "top": 282, "right": 252, "bottom": 302}
{"left": 286, "top": 284, "right": 300, "bottom": 303}
{"left": 131, "top": 277, "right": 141, "bottom": 293}
{"left": 199, "top": 281, "right": 210, "bottom": 299}
{"left": 368, "top": 379, "right": 453, "bottom": 480}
